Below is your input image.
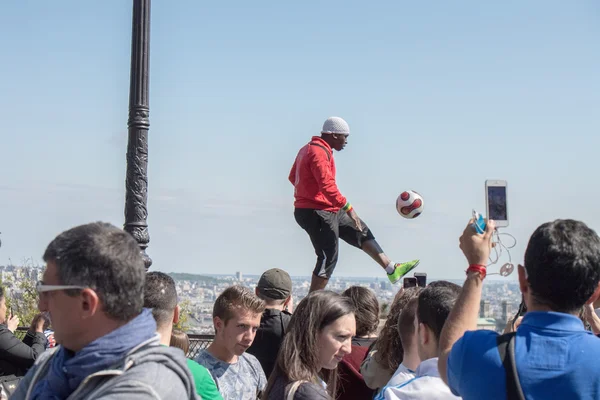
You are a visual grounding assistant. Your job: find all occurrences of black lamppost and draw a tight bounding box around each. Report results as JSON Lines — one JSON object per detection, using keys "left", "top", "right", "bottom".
{"left": 124, "top": 0, "right": 152, "bottom": 270}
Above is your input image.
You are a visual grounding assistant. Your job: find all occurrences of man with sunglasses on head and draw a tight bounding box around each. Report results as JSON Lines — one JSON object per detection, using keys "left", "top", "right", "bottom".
{"left": 290, "top": 116, "right": 420, "bottom": 292}
{"left": 12, "top": 222, "right": 198, "bottom": 400}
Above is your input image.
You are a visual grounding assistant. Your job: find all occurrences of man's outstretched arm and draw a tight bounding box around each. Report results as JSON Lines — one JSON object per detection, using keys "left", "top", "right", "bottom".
{"left": 438, "top": 219, "right": 495, "bottom": 385}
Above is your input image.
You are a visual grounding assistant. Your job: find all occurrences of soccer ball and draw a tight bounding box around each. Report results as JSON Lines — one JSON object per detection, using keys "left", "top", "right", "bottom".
{"left": 396, "top": 190, "right": 424, "bottom": 219}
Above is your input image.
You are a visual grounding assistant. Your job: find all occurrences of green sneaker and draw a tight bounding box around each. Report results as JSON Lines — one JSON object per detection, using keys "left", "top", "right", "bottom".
{"left": 387, "top": 260, "right": 420, "bottom": 284}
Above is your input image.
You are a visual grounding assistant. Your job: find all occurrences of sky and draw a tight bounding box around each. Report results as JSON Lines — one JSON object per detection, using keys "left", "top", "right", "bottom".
{"left": 1, "top": 1, "right": 599, "bottom": 281}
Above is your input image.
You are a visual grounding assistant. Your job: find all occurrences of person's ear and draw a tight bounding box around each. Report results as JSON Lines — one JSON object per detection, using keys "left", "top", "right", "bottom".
{"left": 173, "top": 305, "right": 180, "bottom": 324}
{"left": 585, "top": 283, "right": 600, "bottom": 306}
{"left": 80, "top": 288, "right": 101, "bottom": 319}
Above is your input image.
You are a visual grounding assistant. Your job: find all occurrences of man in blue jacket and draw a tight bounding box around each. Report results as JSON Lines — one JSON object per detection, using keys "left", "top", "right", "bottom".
{"left": 12, "top": 222, "right": 197, "bottom": 400}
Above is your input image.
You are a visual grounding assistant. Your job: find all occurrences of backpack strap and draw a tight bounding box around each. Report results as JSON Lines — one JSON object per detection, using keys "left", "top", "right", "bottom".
{"left": 308, "top": 142, "right": 331, "bottom": 161}
{"left": 496, "top": 332, "right": 526, "bottom": 400}
{"left": 286, "top": 380, "right": 304, "bottom": 400}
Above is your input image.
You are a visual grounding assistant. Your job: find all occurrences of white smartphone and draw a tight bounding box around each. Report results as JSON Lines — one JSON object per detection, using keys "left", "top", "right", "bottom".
{"left": 485, "top": 179, "right": 509, "bottom": 228}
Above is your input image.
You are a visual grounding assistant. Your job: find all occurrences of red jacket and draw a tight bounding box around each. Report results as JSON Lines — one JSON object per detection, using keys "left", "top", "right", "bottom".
{"left": 337, "top": 345, "right": 375, "bottom": 400}
{"left": 289, "top": 137, "right": 347, "bottom": 212}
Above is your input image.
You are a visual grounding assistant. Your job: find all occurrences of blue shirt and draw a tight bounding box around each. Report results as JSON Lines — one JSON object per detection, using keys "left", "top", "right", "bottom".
{"left": 447, "top": 311, "right": 600, "bottom": 399}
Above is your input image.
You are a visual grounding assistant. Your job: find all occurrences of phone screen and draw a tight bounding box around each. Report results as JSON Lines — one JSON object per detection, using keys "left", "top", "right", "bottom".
{"left": 487, "top": 186, "right": 507, "bottom": 221}
{"left": 414, "top": 273, "right": 427, "bottom": 287}
{"left": 403, "top": 277, "right": 417, "bottom": 289}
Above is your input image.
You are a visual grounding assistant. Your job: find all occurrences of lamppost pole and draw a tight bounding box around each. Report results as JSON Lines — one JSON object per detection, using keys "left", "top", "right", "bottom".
{"left": 124, "top": 0, "right": 152, "bottom": 270}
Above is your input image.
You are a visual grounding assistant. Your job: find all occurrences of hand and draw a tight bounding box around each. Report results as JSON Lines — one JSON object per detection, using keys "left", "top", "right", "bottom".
{"left": 7, "top": 315, "right": 19, "bottom": 333}
{"left": 30, "top": 313, "right": 48, "bottom": 333}
{"left": 348, "top": 208, "right": 363, "bottom": 231}
{"left": 459, "top": 218, "right": 496, "bottom": 266}
{"left": 584, "top": 303, "right": 600, "bottom": 335}
{"left": 503, "top": 316, "right": 523, "bottom": 334}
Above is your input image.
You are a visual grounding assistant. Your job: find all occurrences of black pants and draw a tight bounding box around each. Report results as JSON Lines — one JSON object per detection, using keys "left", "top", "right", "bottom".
{"left": 294, "top": 208, "right": 376, "bottom": 279}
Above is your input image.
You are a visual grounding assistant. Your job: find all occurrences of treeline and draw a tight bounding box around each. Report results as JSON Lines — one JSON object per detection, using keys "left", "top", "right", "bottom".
{"left": 168, "top": 272, "right": 221, "bottom": 284}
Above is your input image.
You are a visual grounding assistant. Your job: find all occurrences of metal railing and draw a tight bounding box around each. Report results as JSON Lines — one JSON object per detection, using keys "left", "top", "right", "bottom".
{"left": 186, "top": 334, "right": 214, "bottom": 359}
{"left": 15, "top": 328, "right": 214, "bottom": 360}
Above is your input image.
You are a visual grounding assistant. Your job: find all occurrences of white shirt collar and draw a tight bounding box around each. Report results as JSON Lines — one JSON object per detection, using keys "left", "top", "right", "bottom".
{"left": 414, "top": 358, "right": 440, "bottom": 378}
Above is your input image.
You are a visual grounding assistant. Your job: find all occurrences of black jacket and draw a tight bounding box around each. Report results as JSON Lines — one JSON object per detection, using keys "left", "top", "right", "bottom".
{"left": 0, "top": 325, "right": 47, "bottom": 377}
{"left": 247, "top": 308, "right": 292, "bottom": 379}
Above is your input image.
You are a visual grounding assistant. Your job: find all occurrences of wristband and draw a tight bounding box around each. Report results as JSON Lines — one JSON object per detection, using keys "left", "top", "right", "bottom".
{"left": 343, "top": 202, "right": 352, "bottom": 212}
{"left": 466, "top": 264, "right": 487, "bottom": 280}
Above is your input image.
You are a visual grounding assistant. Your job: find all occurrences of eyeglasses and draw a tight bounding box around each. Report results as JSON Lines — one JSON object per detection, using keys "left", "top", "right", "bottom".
{"left": 36, "top": 281, "right": 87, "bottom": 294}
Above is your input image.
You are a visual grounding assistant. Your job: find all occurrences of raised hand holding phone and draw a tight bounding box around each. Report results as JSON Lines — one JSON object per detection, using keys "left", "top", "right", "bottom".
{"left": 460, "top": 219, "right": 496, "bottom": 266}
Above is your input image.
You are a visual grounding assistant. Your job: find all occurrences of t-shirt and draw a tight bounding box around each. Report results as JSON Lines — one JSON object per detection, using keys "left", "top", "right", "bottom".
{"left": 447, "top": 311, "right": 600, "bottom": 399}
{"left": 161, "top": 344, "right": 223, "bottom": 400}
{"left": 376, "top": 358, "right": 460, "bottom": 400}
{"left": 195, "top": 350, "right": 267, "bottom": 400}
{"left": 186, "top": 358, "right": 224, "bottom": 400}
{"left": 386, "top": 363, "right": 415, "bottom": 387}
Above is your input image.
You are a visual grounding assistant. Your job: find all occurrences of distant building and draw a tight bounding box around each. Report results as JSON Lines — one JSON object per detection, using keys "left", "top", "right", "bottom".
{"left": 501, "top": 300, "right": 513, "bottom": 322}
{"left": 479, "top": 300, "right": 491, "bottom": 318}
{"left": 236, "top": 271, "right": 243, "bottom": 281}
{"left": 477, "top": 318, "right": 497, "bottom": 331}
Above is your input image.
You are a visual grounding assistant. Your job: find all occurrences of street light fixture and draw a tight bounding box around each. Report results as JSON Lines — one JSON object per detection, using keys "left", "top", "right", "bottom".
{"left": 124, "top": 0, "right": 152, "bottom": 270}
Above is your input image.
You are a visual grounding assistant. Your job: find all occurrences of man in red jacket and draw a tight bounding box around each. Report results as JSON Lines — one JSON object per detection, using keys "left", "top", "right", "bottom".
{"left": 289, "top": 116, "right": 420, "bottom": 292}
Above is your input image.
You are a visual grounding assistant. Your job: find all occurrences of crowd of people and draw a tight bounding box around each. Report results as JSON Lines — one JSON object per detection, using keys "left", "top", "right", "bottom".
{"left": 0, "top": 117, "right": 599, "bottom": 398}
{"left": 0, "top": 216, "right": 598, "bottom": 399}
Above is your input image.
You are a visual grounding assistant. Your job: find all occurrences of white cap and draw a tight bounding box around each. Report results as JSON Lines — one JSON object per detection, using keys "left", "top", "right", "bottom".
{"left": 321, "top": 116, "right": 350, "bottom": 135}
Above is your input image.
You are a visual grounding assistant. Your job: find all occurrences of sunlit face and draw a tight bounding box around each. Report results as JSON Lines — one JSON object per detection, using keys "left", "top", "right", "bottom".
{"left": 37, "top": 261, "right": 83, "bottom": 350}
{"left": 317, "top": 313, "right": 356, "bottom": 370}
{"left": 331, "top": 134, "right": 349, "bottom": 151}
{"left": 215, "top": 309, "right": 262, "bottom": 357}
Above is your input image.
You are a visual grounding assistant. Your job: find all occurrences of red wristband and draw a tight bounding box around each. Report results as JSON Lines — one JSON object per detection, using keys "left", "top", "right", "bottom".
{"left": 466, "top": 264, "right": 487, "bottom": 280}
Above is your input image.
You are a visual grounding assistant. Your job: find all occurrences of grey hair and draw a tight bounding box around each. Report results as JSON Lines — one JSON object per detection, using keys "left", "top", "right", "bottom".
{"left": 43, "top": 222, "right": 146, "bottom": 321}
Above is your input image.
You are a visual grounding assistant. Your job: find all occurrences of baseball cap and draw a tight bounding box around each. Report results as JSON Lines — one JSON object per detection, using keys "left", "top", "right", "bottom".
{"left": 256, "top": 268, "right": 292, "bottom": 300}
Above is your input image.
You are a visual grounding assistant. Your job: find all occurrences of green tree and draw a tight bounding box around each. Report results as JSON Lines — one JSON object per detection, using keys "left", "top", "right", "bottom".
{"left": 3, "top": 258, "right": 42, "bottom": 327}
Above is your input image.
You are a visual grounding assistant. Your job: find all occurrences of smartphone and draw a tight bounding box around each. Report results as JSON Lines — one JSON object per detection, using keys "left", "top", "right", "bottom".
{"left": 485, "top": 179, "right": 509, "bottom": 228}
{"left": 414, "top": 272, "right": 427, "bottom": 287}
{"left": 403, "top": 277, "right": 417, "bottom": 288}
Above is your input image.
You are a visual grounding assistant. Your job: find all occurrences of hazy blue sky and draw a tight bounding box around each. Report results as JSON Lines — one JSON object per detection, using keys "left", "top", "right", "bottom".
{"left": 1, "top": 1, "right": 598, "bottom": 281}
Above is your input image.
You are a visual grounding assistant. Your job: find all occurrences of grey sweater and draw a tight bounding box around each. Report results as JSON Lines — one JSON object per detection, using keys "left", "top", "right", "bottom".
{"left": 10, "top": 336, "right": 199, "bottom": 400}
